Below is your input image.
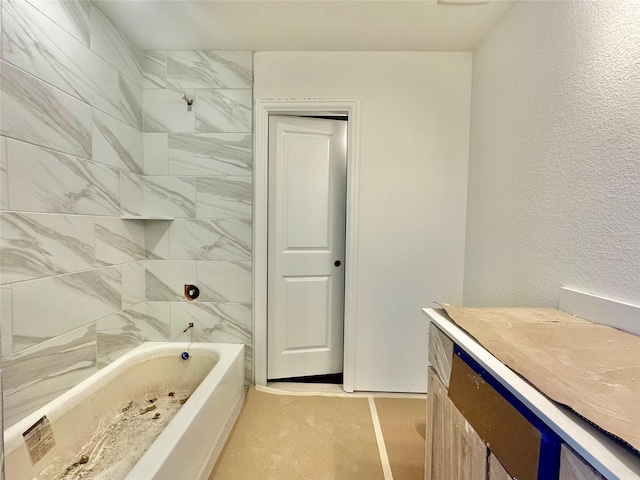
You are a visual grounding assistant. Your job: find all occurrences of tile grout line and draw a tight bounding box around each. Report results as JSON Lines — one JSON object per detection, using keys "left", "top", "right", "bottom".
{"left": 368, "top": 396, "right": 394, "bottom": 480}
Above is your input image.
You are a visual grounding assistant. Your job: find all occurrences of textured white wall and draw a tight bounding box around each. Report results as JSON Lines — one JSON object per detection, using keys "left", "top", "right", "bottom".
{"left": 254, "top": 52, "right": 472, "bottom": 392}
{"left": 464, "top": 1, "right": 640, "bottom": 307}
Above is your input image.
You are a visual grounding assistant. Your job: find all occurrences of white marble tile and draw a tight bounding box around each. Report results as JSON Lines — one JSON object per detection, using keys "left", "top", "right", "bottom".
{"left": 3, "top": 323, "right": 97, "bottom": 428}
{"left": 145, "top": 260, "right": 196, "bottom": 301}
{"left": 95, "top": 217, "right": 145, "bottom": 265}
{"left": 242, "top": 345, "right": 252, "bottom": 385}
{"left": 26, "top": 0, "right": 90, "bottom": 46}
{"left": 0, "top": 60, "right": 92, "bottom": 159}
{"left": 97, "top": 303, "right": 169, "bottom": 368}
{"left": 168, "top": 133, "right": 252, "bottom": 176}
{"left": 166, "top": 51, "right": 252, "bottom": 89}
{"left": 119, "top": 170, "right": 144, "bottom": 217}
{"left": 0, "top": 135, "right": 8, "bottom": 209}
{"left": 143, "top": 88, "right": 195, "bottom": 133}
{"left": 169, "top": 219, "right": 251, "bottom": 260}
{"left": 196, "top": 261, "right": 252, "bottom": 303}
{"left": 196, "top": 176, "right": 252, "bottom": 219}
{"left": 3, "top": 0, "right": 119, "bottom": 117}
{"left": 144, "top": 176, "right": 196, "bottom": 218}
{"left": 143, "top": 133, "right": 168, "bottom": 175}
{"left": 169, "top": 302, "right": 251, "bottom": 344}
{"left": 11, "top": 266, "right": 121, "bottom": 347}
{"left": 142, "top": 51, "right": 166, "bottom": 88}
{"left": 145, "top": 221, "right": 171, "bottom": 260}
{"left": 195, "top": 89, "right": 252, "bottom": 133}
{"left": 6, "top": 139, "right": 120, "bottom": 215}
{"left": 96, "top": 305, "right": 143, "bottom": 368}
{"left": 122, "top": 260, "right": 145, "bottom": 309}
{"left": 89, "top": 4, "right": 142, "bottom": 83}
{"left": 119, "top": 73, "right": 143, "bottom": 130}
{"left": 92, "top": 110, "right": 143, "bottom": 174}
{"left": 1, "top": 212, "right": 95, "bottom": 284}
{"left": 146, "top": 301, "right": 171, "bottom": 330}
{"left": 1, "top": 285, "right": 13, "bottom": 357}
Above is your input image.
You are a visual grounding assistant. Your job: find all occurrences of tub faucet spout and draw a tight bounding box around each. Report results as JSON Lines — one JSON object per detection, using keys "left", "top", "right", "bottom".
{"left": 183, "top": 322, "right": 194, "bottom": 333}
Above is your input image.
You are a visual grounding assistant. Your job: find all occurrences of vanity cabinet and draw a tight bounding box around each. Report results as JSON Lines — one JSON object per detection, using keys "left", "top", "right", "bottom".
{"left": 489, "top": 453, "right": 513, "bottom": 480}
{"left": 426, "top": 364, "right": 527, "bottom": 480}
{"left": 424, "top": 308, "right": 639, "bottom": 480}
{"left": 425, "top": 367, "right": 486, "bottom": 480}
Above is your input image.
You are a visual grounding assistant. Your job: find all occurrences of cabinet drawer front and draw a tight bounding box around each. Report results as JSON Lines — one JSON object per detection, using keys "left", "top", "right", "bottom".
{"left": 449, "top": 346, "right": 561, "bottom": 480}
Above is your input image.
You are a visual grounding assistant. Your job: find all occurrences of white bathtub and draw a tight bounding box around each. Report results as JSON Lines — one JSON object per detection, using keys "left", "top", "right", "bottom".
{"left": 4, "top": 342, "right": 245, "bottom": 480}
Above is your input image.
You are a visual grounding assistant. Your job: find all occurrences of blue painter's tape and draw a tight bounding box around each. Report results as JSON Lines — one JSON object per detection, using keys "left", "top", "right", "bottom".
{"left": 453, "top": 345, "right": 561, "bottom": 480}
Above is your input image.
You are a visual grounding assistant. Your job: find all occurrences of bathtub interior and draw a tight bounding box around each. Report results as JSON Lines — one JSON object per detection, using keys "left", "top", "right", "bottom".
{"left": 4, "top": 345, "right": 219, "bottom": 480}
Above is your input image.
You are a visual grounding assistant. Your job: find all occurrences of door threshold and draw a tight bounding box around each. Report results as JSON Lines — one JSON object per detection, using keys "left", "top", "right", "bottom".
{"left": 264, "top": 382, "right": 346, "bottom": 395}
{"left": 259, "top": 383, "right": 428, "bottom": 399}
{"left": 270, "top": 372, "right": 343, "bottom": 384}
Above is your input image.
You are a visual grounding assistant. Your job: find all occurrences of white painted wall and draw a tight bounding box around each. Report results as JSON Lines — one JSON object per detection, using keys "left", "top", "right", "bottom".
{"left": 254, "top": 52, "right": 472, "bottom": 392}
{"left": 465, "top": 1, "right": 640, "bottom": 308}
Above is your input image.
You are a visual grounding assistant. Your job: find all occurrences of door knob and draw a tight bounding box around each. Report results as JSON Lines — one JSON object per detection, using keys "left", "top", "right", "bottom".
{"left": 334, "top": 260, "right": 341, "bottom": 267}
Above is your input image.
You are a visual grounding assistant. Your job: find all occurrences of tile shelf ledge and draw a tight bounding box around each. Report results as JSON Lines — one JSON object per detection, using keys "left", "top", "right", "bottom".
{"left": 120, "top": 215, "right": 174, "bottom": 221}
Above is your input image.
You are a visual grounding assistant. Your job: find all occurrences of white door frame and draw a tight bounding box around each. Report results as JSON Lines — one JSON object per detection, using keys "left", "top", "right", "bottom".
{"left": 253, "top": 100, "right": 360, "bottom": 392}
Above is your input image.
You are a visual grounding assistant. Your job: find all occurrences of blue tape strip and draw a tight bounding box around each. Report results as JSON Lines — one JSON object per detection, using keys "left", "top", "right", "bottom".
{"left": 453, "top": 345, "right": 561, "bottom": 480}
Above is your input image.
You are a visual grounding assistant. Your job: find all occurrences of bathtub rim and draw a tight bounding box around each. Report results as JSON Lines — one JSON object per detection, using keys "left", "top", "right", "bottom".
{"left": 3, "top": 342, "right": 239, "bottom": 457}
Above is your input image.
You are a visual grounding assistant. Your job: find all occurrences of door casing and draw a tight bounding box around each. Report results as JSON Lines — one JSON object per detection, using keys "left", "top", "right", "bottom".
{"left": 253, "top": 100, "right": 360, "bottom": 392}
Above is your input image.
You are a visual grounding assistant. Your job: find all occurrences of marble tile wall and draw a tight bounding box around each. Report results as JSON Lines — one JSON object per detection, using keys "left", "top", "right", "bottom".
{"left": 0, "top": 0, "right": 254, "bottom": 429}
{"left": 141, "top": 49, "right": 253, "bottom": 383}
{"left": 1, "top": 7, "right": 3, "bottom": 478}
{"left": 0, "top": 0, "right": 148, "bottom": 428}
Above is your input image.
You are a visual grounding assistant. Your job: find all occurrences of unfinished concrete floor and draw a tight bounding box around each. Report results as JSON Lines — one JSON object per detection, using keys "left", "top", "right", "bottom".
{"left": 210, "top": 386, "right": 426, "bottom": 480}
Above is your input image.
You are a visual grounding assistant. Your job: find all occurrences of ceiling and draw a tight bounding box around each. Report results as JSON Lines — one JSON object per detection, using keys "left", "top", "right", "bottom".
{"left": 94, "top": 0, "right": 516, "bottom": 52}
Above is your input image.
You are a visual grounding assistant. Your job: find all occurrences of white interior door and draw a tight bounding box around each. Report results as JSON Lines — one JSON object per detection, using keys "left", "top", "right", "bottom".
{"left": 268, "top": 115, "right": 347, "bottom": 380}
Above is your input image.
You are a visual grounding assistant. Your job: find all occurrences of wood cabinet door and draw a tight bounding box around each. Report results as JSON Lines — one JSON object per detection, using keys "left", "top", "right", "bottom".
{"left": 489, "top": 453, "right": 514, "bottom": 480}
{"left": 426, "top": 367, "right": 487, "bottom": 480}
